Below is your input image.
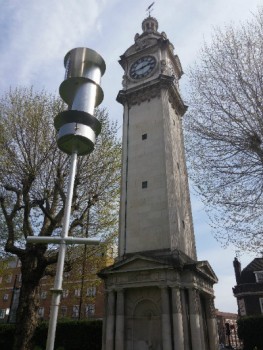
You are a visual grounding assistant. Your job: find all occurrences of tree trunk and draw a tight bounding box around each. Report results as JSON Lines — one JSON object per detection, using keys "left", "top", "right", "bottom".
{"left": 13, "top": 254, "right": 44, "bottom": 350}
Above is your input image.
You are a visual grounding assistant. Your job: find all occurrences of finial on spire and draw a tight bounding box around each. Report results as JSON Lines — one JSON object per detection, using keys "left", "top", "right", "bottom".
{"left": 146, "top": 2, "right": 155, "bottom": 17}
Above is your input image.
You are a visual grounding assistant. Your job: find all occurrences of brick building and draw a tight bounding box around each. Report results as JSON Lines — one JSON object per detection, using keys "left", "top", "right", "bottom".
{"left": 216, "top": 310, "right": 242, "bottom": 349}
{"left": 0, "top": 257, "right": 21, "bottom": 323}
{"left": 0, "top": 247, "right": 114, "bottom": 323}
{"left": 233, "top": 256, "right": 263, "bottom": 316}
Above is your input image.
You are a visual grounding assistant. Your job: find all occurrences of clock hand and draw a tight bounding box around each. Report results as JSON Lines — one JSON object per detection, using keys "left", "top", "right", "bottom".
{"left": 135, "top": 62, "right": 152, "bottom": 72}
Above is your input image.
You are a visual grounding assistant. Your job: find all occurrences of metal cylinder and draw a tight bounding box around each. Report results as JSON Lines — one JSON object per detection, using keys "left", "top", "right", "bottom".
{"left": 71, "top": 83, "right": 97, "bottom": 114}
{"left": 55, "top": 47, "right": 106, "bottom": 155}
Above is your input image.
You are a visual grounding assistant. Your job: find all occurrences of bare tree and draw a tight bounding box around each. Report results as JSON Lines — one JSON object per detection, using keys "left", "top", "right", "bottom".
{"left": 184, "top": 7, "right": 263, "bottom": 253}
{"left": 0, "top": 87, "right": 121, "bottom": 350}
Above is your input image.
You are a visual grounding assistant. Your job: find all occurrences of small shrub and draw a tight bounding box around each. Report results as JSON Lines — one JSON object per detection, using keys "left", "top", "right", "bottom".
{"left": 0, "top": 320, "right": 103, "bottom": 350}
{"left": 238, "top": 315, "right": 263, "bottom": 350}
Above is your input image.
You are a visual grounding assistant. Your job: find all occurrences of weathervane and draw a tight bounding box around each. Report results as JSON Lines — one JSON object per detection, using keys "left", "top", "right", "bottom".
{"left": 146, "top": 2, "right": 155, "bottom": 16}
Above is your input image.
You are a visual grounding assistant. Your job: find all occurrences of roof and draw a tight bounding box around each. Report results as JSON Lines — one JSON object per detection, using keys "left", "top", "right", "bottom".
{"left": 240, "top": 258, "right": 263, "bottom": 283}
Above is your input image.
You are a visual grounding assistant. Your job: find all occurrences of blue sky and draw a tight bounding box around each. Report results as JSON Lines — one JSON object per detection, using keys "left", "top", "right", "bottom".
{"left": 0, "top": 0, "right": 262, "bottom": 313}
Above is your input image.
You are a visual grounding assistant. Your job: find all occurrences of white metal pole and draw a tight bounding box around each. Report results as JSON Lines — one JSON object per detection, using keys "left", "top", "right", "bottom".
{"left": 46, "top": 152, "right": 78, "bottom": 350}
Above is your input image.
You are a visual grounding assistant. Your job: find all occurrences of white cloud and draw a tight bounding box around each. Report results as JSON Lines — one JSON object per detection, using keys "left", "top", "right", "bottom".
{"left": 0, "top": 0, "right": 106, "bottom": 93}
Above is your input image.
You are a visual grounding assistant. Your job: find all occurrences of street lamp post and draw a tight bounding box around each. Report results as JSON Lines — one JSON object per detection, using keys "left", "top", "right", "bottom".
{"left": 27, "top": 47, "right": 106, "bottom": 350}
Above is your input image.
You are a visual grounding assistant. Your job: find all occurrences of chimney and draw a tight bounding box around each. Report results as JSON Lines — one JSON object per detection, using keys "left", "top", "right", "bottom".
{"left": 233, "top": 257, "right": 241, "bottom": 284}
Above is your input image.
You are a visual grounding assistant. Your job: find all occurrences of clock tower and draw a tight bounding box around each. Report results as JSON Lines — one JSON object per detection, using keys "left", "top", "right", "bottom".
{"left": 117, "top": 15, "right": 196, "bottom": 259}
{"left": 100, "top": 16, "right": 219, "bottom": 350}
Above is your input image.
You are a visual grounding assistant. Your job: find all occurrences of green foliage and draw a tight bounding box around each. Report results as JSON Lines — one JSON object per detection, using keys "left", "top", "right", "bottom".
{"left": 0, "top": 323, "right": 16, "bottom": 349}
{"left": 0, "top": 320, "right": 102, "bottom": 350}
{"left": 238, "top": 315, "right": 263, "bottom": 350}
{"left": 34, "top": 320, "right": 103, "bottom": 350}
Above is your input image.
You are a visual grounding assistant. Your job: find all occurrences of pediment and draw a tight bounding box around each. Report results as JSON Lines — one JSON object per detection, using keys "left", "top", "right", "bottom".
{"left": 101, "top": 255, "right": 171, "bottom": 275}
{"left": 195, "top": 261, "right": 218, "bottom": 283}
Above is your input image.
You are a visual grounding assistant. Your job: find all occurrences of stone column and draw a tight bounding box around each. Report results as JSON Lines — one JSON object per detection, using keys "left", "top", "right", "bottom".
{"left": 105, "top": 289, "right": 116, "bottom": 350}
{"left": 206, "top": 296, "right": 219, "bottom": 350}
{"left": 160, "top": 286, "right": 173, "bottom": 350}
{"left": 171, "top": 286, "right": 184, "bottom": 350}
{"left": 115, "top": 289, "right": 125, "bottom": 350}
{"left": 189, "top": 288, "right": 203, "bottom": 350}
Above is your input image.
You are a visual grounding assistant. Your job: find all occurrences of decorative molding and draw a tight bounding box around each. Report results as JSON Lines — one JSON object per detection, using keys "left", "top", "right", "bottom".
{"left": 190, "top": 288, "right": 200, "bottom": 314}
{"left": 117, "top": 75, "right": 187, "bottom": 115}
{"left": 234, "top": 290, "right": 263, "bottom": 297}
{"left": 172, "top": 287, "right": 182, "bottom": 313}
{"left": 207, "top": 296, "right": 216, "bottom": 318}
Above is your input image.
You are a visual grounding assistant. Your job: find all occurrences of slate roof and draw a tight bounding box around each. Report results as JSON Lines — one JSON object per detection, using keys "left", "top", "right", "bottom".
{"left": 240, "top": 258, "right": 263, "bottom": 284}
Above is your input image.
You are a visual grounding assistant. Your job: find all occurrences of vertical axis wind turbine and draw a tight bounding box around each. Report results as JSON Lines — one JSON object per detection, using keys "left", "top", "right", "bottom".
{"left": 27, "top": 47, "right": 106, "bottom": 350}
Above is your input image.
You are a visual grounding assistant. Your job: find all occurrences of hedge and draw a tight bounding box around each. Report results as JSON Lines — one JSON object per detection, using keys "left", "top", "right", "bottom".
{"left": 0, "top": 323, "right": 16, "bottom": 349}
{"left": 0, "top": 320, "right": 102, "bottom": 350}
{"left": 238, "top": 315, "right": 263, "bottom": 350}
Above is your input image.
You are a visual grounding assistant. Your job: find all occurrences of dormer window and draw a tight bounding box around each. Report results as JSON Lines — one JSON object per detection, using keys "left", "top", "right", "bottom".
{"left": 254, "top": 271, "right": 263, "bottom": 282}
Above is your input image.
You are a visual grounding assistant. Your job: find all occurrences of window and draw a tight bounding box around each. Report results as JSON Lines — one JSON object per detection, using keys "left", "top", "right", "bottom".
{"left": 60, "top": 306, "right": 67, "bottom": 318}
{"left": 238, "top": 298, "right": 246, "bottom": 316}
{"left": 6, "top": 274, "right": 12, "bottom": 283}
{"left": 260, "top": 298, "right": 263, "bottom": 314}
{"left": 62, "top": 289, "right": 69, "bottom": 298}
{"left": 255, "top": 271, "right": 263, "bottom": 283}
{"left": 41, "top": 291, "right": 47, "bottom": 299}
{"left": 72, "top": 305, "right": 79, "bottom": 318}
{"left": 3, "top": 294, "right": 9, "bottom": 301}
{"left": 85, "top": 304, "right": 95, "bottom": 317}
{"left": 37, "top": 307, "right": 44, "bottom": 318}
{"left": 142, "top": 133, "right": 147, "bottom": 140}
{"left": 0, "top": 309, "right": 5, "bottom": 319}
{"left": 142, "top": 181, "right": 148, "bottom": 189}
{"left": 74, "top": 289, "right": 81, "bottom": 297}
{"left": 8, "top": 260, "right": 16, "bottom": 268}
{"left": 86, "top": 287, "right": 96, "bottom": 297}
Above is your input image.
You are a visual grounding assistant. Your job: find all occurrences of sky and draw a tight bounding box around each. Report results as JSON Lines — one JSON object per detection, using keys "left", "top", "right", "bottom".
{"left": 0, "top": 0, "right": 262, "bottom": 313}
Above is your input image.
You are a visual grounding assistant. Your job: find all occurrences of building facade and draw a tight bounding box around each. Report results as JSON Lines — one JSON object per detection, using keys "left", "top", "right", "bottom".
{"left": 0, "top": 257, "right": 21, "bottom": 323}
{"left": 0, "top": 249, "right": 113, "bottom": 323}
{"left": 99, "top": 15, "right": 219, "bottom": 350}
{"left": 216, "top": 310, "right": 242, "bottom": 349}
{"left": 233, "top": 256, "right": 263, "bottom": 317}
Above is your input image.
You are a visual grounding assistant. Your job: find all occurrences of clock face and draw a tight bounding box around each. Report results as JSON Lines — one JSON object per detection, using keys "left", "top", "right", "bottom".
{"left": 130, "top": 56, "right": 156, "bottom": 79}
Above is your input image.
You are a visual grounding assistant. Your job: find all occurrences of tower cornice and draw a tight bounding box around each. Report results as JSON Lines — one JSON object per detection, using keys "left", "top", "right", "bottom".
{"left": 119, "top": 36, "right": 174, "bottom": 70}
{"left": 117, "top": 75, "right": 187, "bottom": 116}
